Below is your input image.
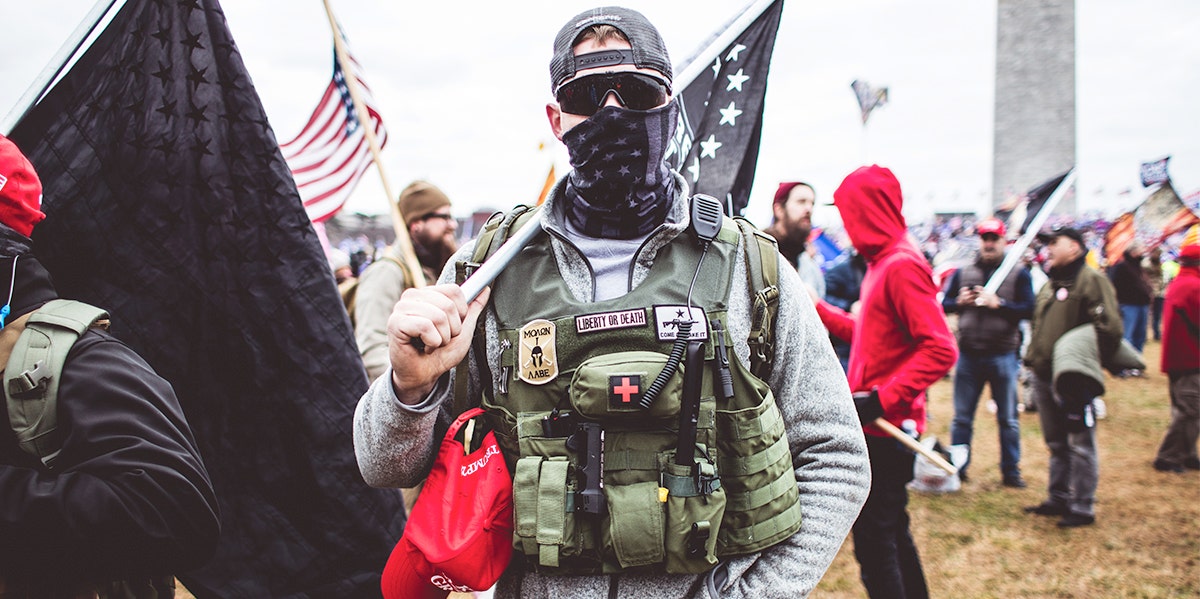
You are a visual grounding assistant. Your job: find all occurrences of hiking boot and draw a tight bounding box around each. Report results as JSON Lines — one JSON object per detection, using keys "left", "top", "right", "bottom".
{"left": 1023, "top": 501, "right": 1068, "bottom": 516}
{"left": 1184, "top": 457, "right": 1200, "bottom": 470}
{"left": 1002, "top": 474, "right": 1027, "bottom": 488}
{"left": 1154, "top": 459, "right": 1185, "bottom": 473}
{"left": 1056, "top": 512, "right": 1095, "bottom": 528}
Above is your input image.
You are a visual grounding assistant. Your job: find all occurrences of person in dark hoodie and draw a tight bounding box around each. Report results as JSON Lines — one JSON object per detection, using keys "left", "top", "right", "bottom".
{"left": 814, "top": 165, "right": 958, "bottom": 599}
{"left": 1107, "top": 240, "right": 1152, "bottom": 361}
{"left": 0, "top": 135, "right": 220, "bottom": 597}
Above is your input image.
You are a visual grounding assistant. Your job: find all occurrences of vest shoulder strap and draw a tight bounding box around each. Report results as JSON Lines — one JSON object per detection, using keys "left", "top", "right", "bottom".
{"left": 452, "top": 205, "right": 538, "bottom": 416}
{"left": 4, "top": 299, "right": 110, "bottom": 469}
{"left": 735, "top": 217, "right": 780, "bottom": 379}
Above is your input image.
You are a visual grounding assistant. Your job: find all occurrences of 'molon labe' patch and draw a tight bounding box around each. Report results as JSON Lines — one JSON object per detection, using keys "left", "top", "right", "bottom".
{"left": 518, "top": 319, "right": 558, "bottom": 385}
{"left": 609, "top": 374, "right": 643, "bottom": 408}
{"left": 575, "top": 308, "right": 648, "bottom": 334}
{"left": 653, "top": 305, "right": 709, "bottom": 341}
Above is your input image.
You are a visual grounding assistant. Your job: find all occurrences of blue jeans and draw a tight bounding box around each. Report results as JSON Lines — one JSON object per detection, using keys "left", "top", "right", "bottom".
{"left": 1120, "top": 303, "right": 1148, "bottom": 352}
{"left": 951, "top": 351, "right": 1022, "bottom": 479}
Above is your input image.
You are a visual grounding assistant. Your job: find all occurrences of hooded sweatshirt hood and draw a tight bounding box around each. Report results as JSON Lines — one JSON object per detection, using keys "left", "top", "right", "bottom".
{"left": 834, "top": 165, "right": 907, "bottom": 260}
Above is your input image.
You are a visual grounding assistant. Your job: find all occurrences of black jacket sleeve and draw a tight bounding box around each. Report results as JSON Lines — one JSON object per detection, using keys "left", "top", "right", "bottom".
{"left": 0, "top": 330, "right": 220, "bottom": 582}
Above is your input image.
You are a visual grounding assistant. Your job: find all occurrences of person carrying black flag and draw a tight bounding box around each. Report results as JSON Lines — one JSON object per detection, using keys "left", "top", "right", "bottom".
{"left": 354, "top": 6, "right": 869, "bottom": 598}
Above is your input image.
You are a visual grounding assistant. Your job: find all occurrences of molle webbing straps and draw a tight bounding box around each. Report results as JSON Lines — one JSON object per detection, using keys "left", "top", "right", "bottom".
{"left": 735, "top": 218, "right": 780, "bottom": 379}
{"left": 4, "top": 299, "right": 109, "bottom": 469}
{"left": 452, "top": 206, "right": 538, "bottom": 417}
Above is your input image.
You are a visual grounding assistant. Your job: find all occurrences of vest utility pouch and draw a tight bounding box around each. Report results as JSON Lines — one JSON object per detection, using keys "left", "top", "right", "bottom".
{"left": 661, "top": 448, "right": 726, "bottom": 573}
{"left": 715, "top": 382, "right": 802, "bottom": 555}
{"left": 601, "top": 480, "right": 665, "bottom": 569}
{"left": 571, "top": 351, "right": 682, "bottom": 419}
{"left": 514, "top": 455, "right": 588, "bottom": 568}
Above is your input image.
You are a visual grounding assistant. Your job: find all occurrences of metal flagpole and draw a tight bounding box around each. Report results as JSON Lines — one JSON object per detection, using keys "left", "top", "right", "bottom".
{"left": 1, "top": 0, "right": 121, "bottom": 135}
{"left": 320, "top": 0, "right": 425, "bottom": 288}
{"left": 457, "top": 0, "right": 778, "bottom": 302}
{"left": 982, "top": 168, "right": 1077, "bottom": 295}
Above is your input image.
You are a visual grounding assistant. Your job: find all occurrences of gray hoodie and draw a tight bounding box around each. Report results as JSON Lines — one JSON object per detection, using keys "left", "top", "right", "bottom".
{"left": 353, "top": 175, "right": 870, "bottom": 598}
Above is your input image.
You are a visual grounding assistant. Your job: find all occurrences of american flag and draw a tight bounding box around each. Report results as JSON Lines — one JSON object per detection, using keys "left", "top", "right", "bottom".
{"left": 668, "top": 0, "right": 784, "bottom": 216}
{"left": 281, "top": 43, "right": 387, "bottom": 223}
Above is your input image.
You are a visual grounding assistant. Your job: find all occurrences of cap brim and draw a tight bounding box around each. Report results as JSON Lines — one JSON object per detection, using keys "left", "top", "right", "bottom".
{"left": 381, "top": 537, "right": 450, "bottom": 599}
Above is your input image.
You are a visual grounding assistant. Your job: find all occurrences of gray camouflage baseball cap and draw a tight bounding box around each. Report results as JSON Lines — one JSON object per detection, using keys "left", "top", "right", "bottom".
{"left": 549, "top": 6, "right": 673, "bottom": 93}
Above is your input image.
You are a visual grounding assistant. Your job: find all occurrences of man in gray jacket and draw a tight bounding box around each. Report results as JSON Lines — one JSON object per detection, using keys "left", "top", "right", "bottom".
{"left": 353, "top": 6, "right": 869, "bottom": 598}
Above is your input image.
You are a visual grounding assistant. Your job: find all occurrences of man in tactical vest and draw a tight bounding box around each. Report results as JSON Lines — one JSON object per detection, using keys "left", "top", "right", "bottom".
{"left": 0, "top": 135, "right": 220, "bottom": 596}
{"left": 940, "top": 217, "right": 1034, "bottom": 487}
{"left": 353, "top": 6, "right": 870, "bottom": 598}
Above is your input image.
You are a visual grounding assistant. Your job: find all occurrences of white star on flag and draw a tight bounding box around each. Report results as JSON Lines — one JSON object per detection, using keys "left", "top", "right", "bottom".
{"left": 687, "top": 156, "right": 701, "bottom": 183}
{"left": 718, "top": 102, "right": 743, "bottom": 126}
{"left": 726, "top": 69, "right": 750, "bottom": 92}
{"left": 667, "top": 0, "right": 783, "bottom": 215}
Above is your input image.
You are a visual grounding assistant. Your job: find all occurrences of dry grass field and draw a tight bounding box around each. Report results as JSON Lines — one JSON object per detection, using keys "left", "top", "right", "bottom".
{"left": 178, "top": 341, "right": 1197, "bottom": 599}
{"left": 814, "top": 339, "right": 1200, "bottom": 598}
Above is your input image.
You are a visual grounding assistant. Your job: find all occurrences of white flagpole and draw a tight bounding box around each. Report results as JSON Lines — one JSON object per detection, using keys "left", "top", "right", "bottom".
{"left": 1, "top": 0, "right": 122, "bottom": 135}
{"left": 982, "top": 168, "right": 1077, "bottom": 295}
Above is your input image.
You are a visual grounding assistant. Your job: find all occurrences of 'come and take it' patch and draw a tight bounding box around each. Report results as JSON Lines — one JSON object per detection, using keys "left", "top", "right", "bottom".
{"left": 518, "top": 319, "right": 558, "bottom": 385}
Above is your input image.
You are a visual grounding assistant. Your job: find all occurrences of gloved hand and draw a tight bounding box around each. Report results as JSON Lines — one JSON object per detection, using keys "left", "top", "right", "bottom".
{"left": 851, "top": 389, "right": 884, "bottom": 426}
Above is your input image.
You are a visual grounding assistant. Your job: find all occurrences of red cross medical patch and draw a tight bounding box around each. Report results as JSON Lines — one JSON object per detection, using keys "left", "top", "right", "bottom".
{"left": 608, "top": 375, "right": 642, "bottom": 408}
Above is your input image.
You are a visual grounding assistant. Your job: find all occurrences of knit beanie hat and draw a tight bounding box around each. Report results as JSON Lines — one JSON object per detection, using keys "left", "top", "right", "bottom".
{"left": 0, "top": 135, "right": 46, "bottom": 237}
{"left": 397, "top": 181, "right": 451, "bottom": 226}
{"left": 773, "top": 182, "right": 812, "bottom": 206}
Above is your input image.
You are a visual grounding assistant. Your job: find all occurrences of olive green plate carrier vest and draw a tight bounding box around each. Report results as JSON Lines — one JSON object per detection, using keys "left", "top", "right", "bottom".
{"left": 456, "top": 205, "right": 801, "bottom": 577}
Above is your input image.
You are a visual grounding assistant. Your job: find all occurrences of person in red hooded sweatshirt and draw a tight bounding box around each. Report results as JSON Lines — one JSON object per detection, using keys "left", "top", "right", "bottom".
{"left": 813, "top": 165, "right": 958, "bottom": 599}
{"left": 1152, "top": 242, "right": 1200, "bottom": 472}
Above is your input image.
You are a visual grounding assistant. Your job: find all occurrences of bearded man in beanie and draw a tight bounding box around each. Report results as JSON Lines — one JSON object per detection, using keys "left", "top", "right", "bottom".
{"left": 353, "top": 7, "right": 869, "bottom": 598}
{"left": 0, "top": 135, "right": 219, "bottom": 595}
{"left": 354, "top": 180, "right": 458, "bottom": 383}
{"left": 763, "top": 181, "right": 825, "bottom": 298}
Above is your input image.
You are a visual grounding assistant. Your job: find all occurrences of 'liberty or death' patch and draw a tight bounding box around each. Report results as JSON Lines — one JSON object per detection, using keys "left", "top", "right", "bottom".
{"left": 575, "top": 308, "right": 648, "bottom": 334}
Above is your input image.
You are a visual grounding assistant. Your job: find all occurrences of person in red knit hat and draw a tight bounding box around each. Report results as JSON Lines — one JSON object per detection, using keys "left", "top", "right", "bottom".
{"left": 1152, "top": 242, "right": 1200, "bottom": 472}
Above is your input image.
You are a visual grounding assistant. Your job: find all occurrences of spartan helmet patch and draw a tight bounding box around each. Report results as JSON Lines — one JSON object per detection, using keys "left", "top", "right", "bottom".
{"left": 518, "top": 319, "right": 558, "bottom": 385}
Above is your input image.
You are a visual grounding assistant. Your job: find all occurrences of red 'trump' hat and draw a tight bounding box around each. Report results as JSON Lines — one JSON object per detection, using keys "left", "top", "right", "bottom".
{"left": 381, "top": 408, "right": 513, "bottom": 599}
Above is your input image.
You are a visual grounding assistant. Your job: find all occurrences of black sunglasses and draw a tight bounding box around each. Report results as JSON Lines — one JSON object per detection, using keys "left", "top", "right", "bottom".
{"left": 555, "top": 72, "right": 670, "bottom": 116}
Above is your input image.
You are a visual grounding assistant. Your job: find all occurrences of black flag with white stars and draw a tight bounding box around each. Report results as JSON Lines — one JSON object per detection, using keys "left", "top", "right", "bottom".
{"left": 669, "top": 0, "right": 783, "bottom": 216}
{"left": 9, "top": 0, "right": 403, "bottom": 596}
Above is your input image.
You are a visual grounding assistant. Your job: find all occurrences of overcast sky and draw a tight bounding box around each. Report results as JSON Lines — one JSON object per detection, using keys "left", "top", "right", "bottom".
{"left": 3, "top": 0, "right": 1197, "bottom": 227}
